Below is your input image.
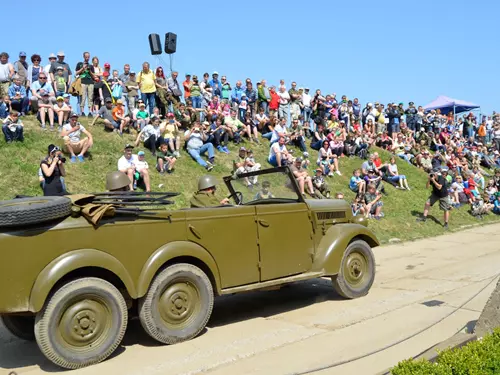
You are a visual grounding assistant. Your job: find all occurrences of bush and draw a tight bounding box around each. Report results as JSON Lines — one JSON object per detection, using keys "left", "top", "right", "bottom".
{"left": 391, "top": 328, "right": 500, "bottom": 375}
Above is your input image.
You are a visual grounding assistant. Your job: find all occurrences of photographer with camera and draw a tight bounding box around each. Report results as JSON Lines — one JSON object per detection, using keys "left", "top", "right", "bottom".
{"left": 75, "top": 52, "right": 95, "bottom": 116}
{"left": 40, "top": 144, "right": 67, "bottom": 196}
{"left": 417, "top": 166, "right": 451, "bottom": 229}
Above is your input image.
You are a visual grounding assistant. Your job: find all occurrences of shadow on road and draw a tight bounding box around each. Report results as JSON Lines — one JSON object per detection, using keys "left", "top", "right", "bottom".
{"left": 0, "top": 277, "right": 341, "bottom": 372}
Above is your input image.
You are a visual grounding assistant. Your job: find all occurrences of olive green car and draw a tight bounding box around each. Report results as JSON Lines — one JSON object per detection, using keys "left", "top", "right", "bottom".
{"left": 0, "top": 166, "right": 379, "bottom": 369}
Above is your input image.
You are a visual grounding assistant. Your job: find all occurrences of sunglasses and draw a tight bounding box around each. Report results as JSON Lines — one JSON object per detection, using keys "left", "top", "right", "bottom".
{"left": 33, "top": 59, "right": 41, "bottom": 62}
{"left": 39, "top": 77, "right": 47, "bottom": 79}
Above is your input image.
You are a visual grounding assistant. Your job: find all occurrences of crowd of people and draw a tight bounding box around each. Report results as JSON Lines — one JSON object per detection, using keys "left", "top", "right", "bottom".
{"left": 2, "top": 49, "right": 500, "bottom": 226}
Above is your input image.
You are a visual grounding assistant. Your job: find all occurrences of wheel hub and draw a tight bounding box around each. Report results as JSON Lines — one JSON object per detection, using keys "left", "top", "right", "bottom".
{"left": 159, "top": 281, "right": 200, "bottom": 328}
{"left": 344, "top": 251, "right": 367, "bottom": 286}
{"left": 59, "top": 299, "right": 109, "bottom": 347}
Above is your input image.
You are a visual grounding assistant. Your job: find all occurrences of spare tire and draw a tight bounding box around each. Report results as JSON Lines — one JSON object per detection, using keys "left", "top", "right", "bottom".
{"left": 0, "top": 196, "right": 72, "bottom": 228}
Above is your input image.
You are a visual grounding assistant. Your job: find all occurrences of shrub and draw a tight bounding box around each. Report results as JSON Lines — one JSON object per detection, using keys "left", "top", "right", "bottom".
{"left": 391, "top": 328, "right": 500, "bottom": 375}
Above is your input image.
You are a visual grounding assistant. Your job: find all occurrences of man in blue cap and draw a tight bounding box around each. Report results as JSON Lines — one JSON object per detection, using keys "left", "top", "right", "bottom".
{"left": 13, "top": 52, "right": 28, "bottom": 88}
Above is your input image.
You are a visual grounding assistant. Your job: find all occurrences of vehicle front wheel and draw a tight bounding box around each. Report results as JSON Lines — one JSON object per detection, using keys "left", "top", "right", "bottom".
{"left": 139, "top": 263, "right": 214, "bottom": 344}
{"left": 332, "top": 240, "right": 375, "bottom": 299}
{"left": 1, "top": 315, "right": 35, "bottom": 341}
{"left": 34, "top": 278, "right": 128, "bottom": 369}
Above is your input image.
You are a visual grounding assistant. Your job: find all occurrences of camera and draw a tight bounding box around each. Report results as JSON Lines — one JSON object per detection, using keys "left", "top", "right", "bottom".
{"left": 60, "top": 156, "right": 66, "bottom": 163}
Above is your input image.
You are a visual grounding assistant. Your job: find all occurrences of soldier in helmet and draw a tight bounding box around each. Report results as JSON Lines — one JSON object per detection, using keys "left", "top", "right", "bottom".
{"left": 190, "top": 175, "right": 231, "bottom": 208}
{"left": 106, "top": 171, "right": 131, "bottom": 192}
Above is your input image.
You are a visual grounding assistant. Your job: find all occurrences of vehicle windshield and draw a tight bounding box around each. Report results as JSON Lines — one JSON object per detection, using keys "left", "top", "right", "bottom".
{"left": 224, "top": 167, "right": 302, "bottom": 205}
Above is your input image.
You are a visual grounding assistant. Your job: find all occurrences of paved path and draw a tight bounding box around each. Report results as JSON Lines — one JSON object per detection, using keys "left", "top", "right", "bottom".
{"left": 2, "top": 224, "right": 500, "bottom": 375}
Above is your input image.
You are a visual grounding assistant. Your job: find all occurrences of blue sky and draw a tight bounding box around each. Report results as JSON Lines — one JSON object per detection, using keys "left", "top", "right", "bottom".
{"left": 3, "top": 0, "right": 498, "bottom": 113}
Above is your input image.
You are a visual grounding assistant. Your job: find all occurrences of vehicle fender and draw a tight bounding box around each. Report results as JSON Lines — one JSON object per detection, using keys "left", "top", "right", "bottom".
{"left": 311, "top": 224, "right": 380, "bottom": 275}
{"left": 137, "top": 241, "right": 221, "bottom": 297}
{"left": 29, "top": 249, "right": 137, "bottom": 313}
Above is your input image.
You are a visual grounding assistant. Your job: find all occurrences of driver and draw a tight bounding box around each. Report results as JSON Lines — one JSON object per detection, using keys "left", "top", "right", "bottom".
{"left": 190, "top": 175, "right": 231, "bottom": 208}
{"left": 106, "top": 171, "right": 132, "bottom": 192}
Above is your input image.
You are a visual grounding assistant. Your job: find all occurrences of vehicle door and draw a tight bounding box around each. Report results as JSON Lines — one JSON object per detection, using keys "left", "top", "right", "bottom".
{"left": 186, "top": 206, "right": 259, "bottom": 288}
{"left": 255, "top": 202, "right": 314, "bottom": 281}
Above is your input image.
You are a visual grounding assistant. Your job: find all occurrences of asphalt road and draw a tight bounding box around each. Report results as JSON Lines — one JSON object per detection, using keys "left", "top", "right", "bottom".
{"left": 2, "top": 223, "right": 500, "bottom": 375}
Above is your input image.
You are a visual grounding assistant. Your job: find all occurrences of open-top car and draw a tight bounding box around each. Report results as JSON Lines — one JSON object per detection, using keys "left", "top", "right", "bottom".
{"left": 0, "top": 166, "right": 379, "bottom": 369}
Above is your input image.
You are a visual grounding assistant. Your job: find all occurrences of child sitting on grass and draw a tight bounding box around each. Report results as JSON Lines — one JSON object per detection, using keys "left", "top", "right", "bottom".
{"left": 312, "top": 168, "right": 330, "bottom": 198}
{"left": 351, "top": 193, "right": 366, "bottom": 217}
{"left": 471, "top": 192, "right": 494, "bottom": 219}
{"left": 363, "top": 183, "right": 384, "bottom": 220}
{"left": 349, "top": 169, "right": 366, "bottom": 195}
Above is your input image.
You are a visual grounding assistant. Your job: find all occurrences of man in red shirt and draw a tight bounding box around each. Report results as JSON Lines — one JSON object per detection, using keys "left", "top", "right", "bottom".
{"left": 183, "top": 73, "right": 191, "bottom": 100}
{"left": 269, "top": 86, "right": 279, "bottom": 117}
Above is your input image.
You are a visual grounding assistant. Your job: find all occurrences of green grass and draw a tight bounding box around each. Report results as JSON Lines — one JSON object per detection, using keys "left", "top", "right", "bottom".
{"left": 1, "top": 115, "right": 499, "bottom": 243}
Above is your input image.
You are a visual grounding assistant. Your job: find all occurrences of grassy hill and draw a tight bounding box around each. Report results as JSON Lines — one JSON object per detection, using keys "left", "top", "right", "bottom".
{"left": 1, "top": 115, "right": 498, "bottom": 243}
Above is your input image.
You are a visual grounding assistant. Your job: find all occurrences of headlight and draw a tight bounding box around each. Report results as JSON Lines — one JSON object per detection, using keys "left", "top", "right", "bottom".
{"left": 352, "top": 216, "right": 368, "bottom": 227}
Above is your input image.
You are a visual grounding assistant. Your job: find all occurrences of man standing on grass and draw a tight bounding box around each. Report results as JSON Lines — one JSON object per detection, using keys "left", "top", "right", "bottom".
{"left": 0, "top": 52, "right": 15, "bottom": 99}
{"left": 417, "top": 166, "right": 451, "bottom": 229}
{"left": 75, "top": 52, "right": 95, "bottom": 117}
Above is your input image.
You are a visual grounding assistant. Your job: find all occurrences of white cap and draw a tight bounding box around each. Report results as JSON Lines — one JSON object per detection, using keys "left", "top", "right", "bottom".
{"left": 213, "top": 71, "right": 219, "bottom": 75}
{"left": 57, "top": 51, "right": 65, "bottom": 56}
{"left": 367, "top": 102, "right": 373, "bottom": 107}
{"left": 48, "top": 53, "right": 56, "bottom": 59}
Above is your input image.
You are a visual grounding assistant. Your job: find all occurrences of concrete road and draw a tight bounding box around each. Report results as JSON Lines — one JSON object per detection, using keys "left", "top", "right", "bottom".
{"left": 2, "top": 223, "right": 500, "bottom": 375}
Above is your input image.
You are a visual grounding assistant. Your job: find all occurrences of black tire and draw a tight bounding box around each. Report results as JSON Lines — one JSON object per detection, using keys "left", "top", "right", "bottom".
{"left": 139, "top": 263, "right": 214, "bottom": 344}
{"left": 332, "top": 240, "right": 375, "bottom": 299}
{"left": 34, "top": 278, "right": 128, "bottom": 369}
{"left": 0, "top": 196, "right": 72, "bottom": 227}
{"left": 1, "top": 315, "right": 35, "bottom": 341}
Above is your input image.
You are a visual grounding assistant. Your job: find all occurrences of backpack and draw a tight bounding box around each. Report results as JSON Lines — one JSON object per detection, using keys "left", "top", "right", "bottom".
{"left": 68, "top": 77, "right": 82, "bottom": 97}
{"left": 112, "top": 83, "right": 123, "bottom": 100}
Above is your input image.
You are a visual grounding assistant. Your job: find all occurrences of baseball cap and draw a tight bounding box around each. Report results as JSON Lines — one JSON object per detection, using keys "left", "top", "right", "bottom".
{"left": 138, "top": 151, "right": 145, "bottom": 156}
{"left": 167, "top": 112, "right": 174, "bottom": 117}
{"left": 69, "top": 112, "right": 78, "bottom": 118}
{"left": 213, "top": 71, "right": 219, "bottom": 75}
{"left": 48, "top": 144, "right": 60, "bottom": 154}
{"left": 56, "top": 66, "right": 64, "bottom": 71}
{"left": 19, "top": 51, "right": 26, "bottom": 57}
{"left": 185, "top": 73, "right": 191, "bottom": 76}
{"left": 303, "top": 151, "right": 309, "bottom": 158}
{"left": 239, "top": 146, "right": 246, "bottom": 152}
{"left": 116, "top": 99, "right": 123, "bottom": 105}
{"left": 48, "top": 53, "right": 57, "bottom": 59}
{"left": 105, "top": 97, "right": 113, "bottom": 103}
{"left": 138, "top": 102, "right": 146, "bottom": 107}
{"left": 104, "top": 62, "right": 110, "bottom": 68}
{"left": 56, "top": 96, "right": 64, "bottom": 101}
{"left": 40, "top": 91, "right": 49, "bottom": 96}
{"left": 295, "top": 157, "right": 303, "bottom": 163}
{"left": 124, "top": 143, "right": 134, "bottom": 150}
{"left": 130, "top": 71, "right": 136, "bottom": 75}
{"left": 57, "top": 51, "right": 65, "bottom": 56}
{"left": 315, "top": 168, "right": 323, "bottom": 172}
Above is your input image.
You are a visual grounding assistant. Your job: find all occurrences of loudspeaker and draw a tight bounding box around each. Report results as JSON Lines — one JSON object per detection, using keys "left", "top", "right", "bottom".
{"left": 148, "top": 33, "right": 162, "bottom": 55}
{"left": 165, "top": 32, "right": 177, "bottom": 54}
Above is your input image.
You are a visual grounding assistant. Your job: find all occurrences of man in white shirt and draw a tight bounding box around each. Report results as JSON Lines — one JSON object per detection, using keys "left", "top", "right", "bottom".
{"left": 0, "top": 52, "right": 15, "bottom": 99}
{"left": 302, "top": 87, "right": 312, "bottom": 126}
{"left": 31, "top": 72, "right": 56, "bottom": 113}
{"left": 268, "top": 136, "right": 292, "bottom": 167}
{"left": 117, "top": 143, "right": 150, "bottom": 191}
{"left": 44, "top": 53, "right": 57, "bottom": 85}
{"left": 60, "top": 113, "right": 93, "bottom": 162}
{"left": 270, "top": 117, "right": 288, "bottom": 145}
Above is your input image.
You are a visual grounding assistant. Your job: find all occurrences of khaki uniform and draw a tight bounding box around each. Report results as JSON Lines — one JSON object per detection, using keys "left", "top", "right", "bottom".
{"left": 190, "top": 191, "right": 221, "bottom": 208}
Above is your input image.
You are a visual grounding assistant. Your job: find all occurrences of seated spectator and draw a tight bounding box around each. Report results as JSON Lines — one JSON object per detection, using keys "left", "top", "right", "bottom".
{"left": 208, "top": 116, "right": 230, "bottom": 154}
{"left": 493, "top": 193, "right": 500, "bottom": 215}
{"left": 60, "top": 113, "right": 93, "bottom": 162}
{"left": 117, "top": 144, "right": 151, "bottom": 191}
{"left": 471, "top": 192, "right": 493, "bottom": 219}
{"left": 417, "top": 149, "right": 433, "bottom": 173}
{"left": 53, "top": 96, "right": 71, "bottom": 129}
{"left": 184, "top": 122, "right": 215, "bottom": 171}
{"left": 134, "top": 115, "right": 161, "bottom": 155}
{"left": 0, "top": 95, "right": 10, "bottom": 119}
{"left": 312, "top": 168, "right": 330, "bottom": 198}
{"left": 156, "top": 142, "right": 177, "bottom": 174}
{"left": 349, "top": 169, "right": 366, "bottom": 195}
{"left": 289, "top": 118, "right": 307, "bottom": 151}
{"left": 317, "top": 140, "right": 340, "bottom": 176}
{"left": 224, "top": 109, "right": 246, "bottom": 144}
{"left": 361, "top": 154, "right": 381, "bottom": 176}
{"left": 485, "top": 179, "right": 498, "bottom": 197}
{"left": 451, "top": 175, "right": 468, "bottom": 206}
{"left": 135, "top": 151, "right": 150, "bottom": 178}
{"left": 329, "top": 135, "right": 344, "bottom": 158}
{"left": 91, "top": 98, "right": 114, "bottom": 130}
{"left": 351, "top": 193, "right": 366, "bottom": 216}
{"left": 40, "top": 144, "right": 67, "bottom": 196}
{"left": 387, "top": 157, "right": 411, "bottom": 190}
{"left": 268, "top": 136, "right": 292, "bottom": 167}
{"left": 235, "top": 148, "right": 261, "bottom": 186}
{"left": 269, "top": 117, "right": 288, "bottom": 145}
{"left": 2, "top": 110, "right": 24, "bottom": 143}
{"left": 255, "top": 180, "right": 275, "bottom": 200}
{"left": 392, "top": 133, "right": 412, "bottom": 164}
{"left": 135, "top": 102, "right": 150, "bottom": 130}
{"left": 364, "top": 168, "right": 387, "bottom": 195}
{"left": 8, "top": 75, "right": 29, "bottom": 115}
{"left": 310, "top": 123, "right": 326, "bottom": 150}
{"left": 375, "top": 130, "right": 393, "bottom": 150}
{"left": 290, "top": 157, "right": 314, "bottom": 197}
{"left": 112, "top": 99, "right": 130, "bottom": 135}
{"left": 36, "top": 92, "right": 56, "bottom": 130}
{"left": 363, "top": 183, "right": 384, "bottom": 219}
{"left": 30, "top": 72, "right": 55, "bottom": 115}
{"left": 161, "top": 112, "right": 181, "bottom": 157}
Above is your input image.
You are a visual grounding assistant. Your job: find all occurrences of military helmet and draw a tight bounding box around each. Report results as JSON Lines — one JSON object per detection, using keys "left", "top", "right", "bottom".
{"left": 106, "top": 171, "right": 131, "bottom": 191}
{"left": 198, "top": 175, "right": 218, "bottom": 191}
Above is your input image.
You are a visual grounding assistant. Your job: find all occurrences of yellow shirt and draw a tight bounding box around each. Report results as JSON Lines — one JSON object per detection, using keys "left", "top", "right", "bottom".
{"left": 137, "top": 70, "right": 156, "bottom": 94}
{"left": 164, "top": 123, "right": 176, "bottom": 138}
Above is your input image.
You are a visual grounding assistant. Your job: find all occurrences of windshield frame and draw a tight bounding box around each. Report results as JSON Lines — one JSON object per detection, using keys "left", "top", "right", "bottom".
{"left": 223, "top": 166, "right": 305, "bottom": 205}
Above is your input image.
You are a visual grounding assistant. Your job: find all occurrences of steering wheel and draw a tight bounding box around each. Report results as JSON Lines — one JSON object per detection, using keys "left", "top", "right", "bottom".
{"left": 228, "top": 191, "right": 244, "bottom": 205}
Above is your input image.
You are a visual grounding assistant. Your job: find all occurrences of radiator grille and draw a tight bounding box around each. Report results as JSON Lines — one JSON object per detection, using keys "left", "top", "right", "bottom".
{"left": 316, "top": 211, "right": 346, "bottom": 220}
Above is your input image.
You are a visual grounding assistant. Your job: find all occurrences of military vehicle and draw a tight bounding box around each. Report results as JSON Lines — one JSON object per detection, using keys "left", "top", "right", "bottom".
{"left": 0, "top": 166, "right": 379, "bottom": 369}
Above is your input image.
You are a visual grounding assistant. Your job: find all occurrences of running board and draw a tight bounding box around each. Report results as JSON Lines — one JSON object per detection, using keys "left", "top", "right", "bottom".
{"left": 220, "top": 271, "right": 325, "bottom": 295}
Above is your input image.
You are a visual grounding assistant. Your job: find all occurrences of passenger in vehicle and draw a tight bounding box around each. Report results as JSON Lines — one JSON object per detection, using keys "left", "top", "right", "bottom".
{"left": 254, "top": 181, "right": 275, "bottom": 200}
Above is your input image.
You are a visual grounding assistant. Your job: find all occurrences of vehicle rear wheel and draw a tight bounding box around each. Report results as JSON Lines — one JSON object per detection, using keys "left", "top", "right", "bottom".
{"left": 139, "top": 263, "right": 214, "bottom": 344}
{"left": 332, "top": 240, "right": 375, "bottom": 299}
{"left": 34, "top": 278, "right": 128, "bottom": 369}
{"left": 1, "top": 315, "right": 35, "bottom": 341}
